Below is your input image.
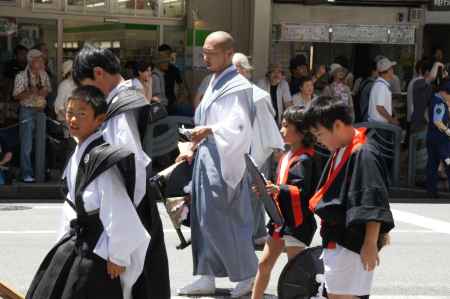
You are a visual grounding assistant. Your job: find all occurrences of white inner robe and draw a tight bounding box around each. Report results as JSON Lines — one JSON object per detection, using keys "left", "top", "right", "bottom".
{"left": 103, "top": 80, "right": 151, "bottom": 207}
{"left": 60, "top": 131, "right": 150, "bottom": 299}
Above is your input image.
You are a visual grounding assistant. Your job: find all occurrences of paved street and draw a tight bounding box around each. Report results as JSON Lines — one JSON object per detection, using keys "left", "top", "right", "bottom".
{"left": 0, "top": 202, "right": 449, "bottom": 298}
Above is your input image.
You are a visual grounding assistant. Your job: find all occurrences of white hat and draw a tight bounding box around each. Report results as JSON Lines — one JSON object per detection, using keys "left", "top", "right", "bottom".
{"left": 377, "top": 57, "right": 397, "bottom": 73}
{"left": 27, "top": 49, "right": 43, "bottom": 64}
{"left": 232, "top": 53, "right": 254, "bottom": 71}
{"left": 62, "top": 60, "right": 73, "bottom": 78}
{"left": 329, "top": 63, "right": 346, "bottom": 77}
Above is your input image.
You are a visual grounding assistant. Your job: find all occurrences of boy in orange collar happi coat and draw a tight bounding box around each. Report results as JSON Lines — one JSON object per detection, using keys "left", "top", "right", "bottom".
{"left": 251, "top": 106, "right": 319, "bottom": 299}
{"left": 304, "top": 96, "right": 394, "bottom": 299}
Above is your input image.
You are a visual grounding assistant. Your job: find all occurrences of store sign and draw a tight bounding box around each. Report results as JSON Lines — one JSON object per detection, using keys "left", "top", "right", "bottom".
{"left": 332, "top": 25, "right": 387, "bottom": 44}
{"left": 280, "top": 23, "right": 329, "bottom": 42}
{"left": 430, "top": 0, "right": 450, "bottom": 10}
{"left": 389, "top": 25, "right": 416, "bottom": 45}
{"left": 279, "top": 23, "right": 415, "bottom": 45}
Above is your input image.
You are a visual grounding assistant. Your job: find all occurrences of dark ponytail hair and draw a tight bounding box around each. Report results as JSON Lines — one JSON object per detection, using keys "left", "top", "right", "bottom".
{"left": 282, "top": 106, "right": 314, "bottom": 148}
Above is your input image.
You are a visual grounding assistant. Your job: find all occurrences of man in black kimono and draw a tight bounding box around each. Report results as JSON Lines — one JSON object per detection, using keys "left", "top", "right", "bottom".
{"left": 304, "top": 96, "right": 395, "bottom": 299}
{"left": 73, "top": 45, "right": 170, "bottom": 298}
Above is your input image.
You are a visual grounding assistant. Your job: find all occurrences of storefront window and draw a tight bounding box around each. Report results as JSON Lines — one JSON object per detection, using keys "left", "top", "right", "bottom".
{"left": 111, "top": 0, "right": 158, "bottom": 16}
{"left": 64, "top": 0, "right": 184, "bottom": 17}
{"left": 63, "top": 19, "right": 159, "bottom": 77}
{"left": 66, "top": 0, "right": 107, "bottom": 12}
{"left": 161, "top": 0, "right": 185, "bottom": 18}
{"left": 0, "top": 0, "right": 16, "bottom": 6}
{"left": 34, "top": 0, "right": 54, "bottom": 4}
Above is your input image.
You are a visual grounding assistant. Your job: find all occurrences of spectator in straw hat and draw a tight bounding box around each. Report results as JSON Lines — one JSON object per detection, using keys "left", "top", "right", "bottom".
{"left": 13, "top": 49, "right": 52, "bottom": 183}
{"left": 322, "top": 63, "right": 354, "bottom": 116}
{"left": 54, "top": 60, "right": 77, "bottom": 122}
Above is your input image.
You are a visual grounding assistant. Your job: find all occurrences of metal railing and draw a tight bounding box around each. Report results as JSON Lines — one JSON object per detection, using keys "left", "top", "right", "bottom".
{"left": 407, "top": 130, "right": 427, "bottom": 186}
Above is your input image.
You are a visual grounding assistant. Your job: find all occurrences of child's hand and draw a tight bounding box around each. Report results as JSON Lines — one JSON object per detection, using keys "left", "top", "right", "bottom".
{"left": 107, "top": 260, "right": 125, "bottom": 279}
{"left": 265, "top": 181, "right": 279, "bottom": 197}
{"left": 360, "top": 241, "right": 379, "bottom": 272}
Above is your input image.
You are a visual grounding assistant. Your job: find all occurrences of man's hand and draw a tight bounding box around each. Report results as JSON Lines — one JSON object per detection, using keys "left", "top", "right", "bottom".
{"left": 360, "top": 241, "right": 379, "bottom": 272}
{"left": 191, "top": 126, "right": 212, "bottom": 144}
{"left": 107, "top": 260, "right": 125, "bottom": 279}
{"left": 38, "top": 87, "right": 49, "bottom": 97}
{"left": 176, "top": 149, "right": 195, "bottom": 165}
{"left": 389, "top": 117, "right": 400, "bottom": 126}
{"left": 151, "top": 96, "right": 161, "bottom": 103}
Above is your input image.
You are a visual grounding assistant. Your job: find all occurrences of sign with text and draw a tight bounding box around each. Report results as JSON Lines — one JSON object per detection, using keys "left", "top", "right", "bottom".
{"left": 430, "top": 0, "right": 450, "bottom": 10}
{"left": 280, "top": 23, "right": 329, "bottom": 42}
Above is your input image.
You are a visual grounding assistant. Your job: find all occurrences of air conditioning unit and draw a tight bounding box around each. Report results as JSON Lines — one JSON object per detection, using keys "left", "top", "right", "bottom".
{"left": 409, "top": 8, "right": 425, "bottom": 23}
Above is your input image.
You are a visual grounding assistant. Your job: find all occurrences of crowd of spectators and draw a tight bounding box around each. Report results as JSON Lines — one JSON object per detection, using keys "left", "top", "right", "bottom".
{"left": 0, "top": 42, "right": 449, "bottom": 195}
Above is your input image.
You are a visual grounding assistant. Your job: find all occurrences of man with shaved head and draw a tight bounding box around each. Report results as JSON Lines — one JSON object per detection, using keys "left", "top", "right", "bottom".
{"left": 177, "top": 31, "right": 258, "bottom": 297}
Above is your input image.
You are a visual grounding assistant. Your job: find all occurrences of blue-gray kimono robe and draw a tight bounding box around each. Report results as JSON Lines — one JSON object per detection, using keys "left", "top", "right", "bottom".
{"left": 191, "top": 65, "right": 258, "bottom": 281}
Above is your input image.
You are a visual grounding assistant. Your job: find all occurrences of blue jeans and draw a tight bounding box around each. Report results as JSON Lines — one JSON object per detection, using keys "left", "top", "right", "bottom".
{"left": 0, "top": 170, "right": 5, "bottom": 185}
{"left": 19, "top": 107, "right": 44, "bottom": 179}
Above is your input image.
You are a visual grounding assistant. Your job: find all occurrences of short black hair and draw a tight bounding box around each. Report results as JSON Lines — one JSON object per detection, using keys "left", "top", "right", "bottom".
{"left": 283, "top": 106, "right": 314, "bottom": 148}
{"left": 304, "top": 96, "right": 353, "bottom": 130}
{"left": 299, "top": 75, "right": 313, "bottom": 89}
{"left": 289, "top": 54, "right": 307, "bottom": 70}
{"left": 72, "top": 44, "right": 121, "bottom": 85}
{"left": 68, "top": 85, "right": 107, "bottom": 116}
{"left": 132, "top": 60, "right": 152, "bottom": 77}
{"left": 416, "top": 58, "right": 433, "bottom": 75}
{"left": 14, "top": 45, "right": 28, "bottom": 55}
{"left": 158, "top": 44, "right": 173, "bottom": 53}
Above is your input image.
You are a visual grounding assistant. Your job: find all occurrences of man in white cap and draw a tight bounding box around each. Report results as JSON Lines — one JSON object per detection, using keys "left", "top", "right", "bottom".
{"left": 232, "top": 52, "right": 284, "bottom": 245}
{"left": 368, "top": 57, "right": 400, "bottom": 125}
{"left": 13, "top": 49, "right": 52, "bottom": 183}
{"left": 54, "top": 60, "right": 77, "bottom": 122}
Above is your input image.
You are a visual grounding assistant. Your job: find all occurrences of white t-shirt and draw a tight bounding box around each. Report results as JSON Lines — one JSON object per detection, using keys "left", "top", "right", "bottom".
{"left": 368, "top": 77, "right": 392, "bottom": 123}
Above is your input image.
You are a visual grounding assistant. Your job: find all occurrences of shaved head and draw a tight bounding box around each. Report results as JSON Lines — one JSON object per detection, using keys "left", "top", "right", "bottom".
{"left": 203, "top": 31, "right": 235, "bottom": 73}
{"left": 204, "top": 31, "right": 234, "bottom": 51}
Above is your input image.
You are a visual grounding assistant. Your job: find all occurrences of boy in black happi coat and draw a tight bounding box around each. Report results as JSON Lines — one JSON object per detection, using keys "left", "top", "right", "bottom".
{"left": 304, "top": 96, "right": 395, "bottom": 299}
{"left": 26, "top": 86, "right": 150, "bottom": 299}
{"left": 251, "top": 106, "right": 318, "bottom": 299}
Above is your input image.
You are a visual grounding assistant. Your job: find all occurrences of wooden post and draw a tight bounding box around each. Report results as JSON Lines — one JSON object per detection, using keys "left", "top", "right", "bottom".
{"left": 0, "top": 282, "right": 24, "bottom": 299}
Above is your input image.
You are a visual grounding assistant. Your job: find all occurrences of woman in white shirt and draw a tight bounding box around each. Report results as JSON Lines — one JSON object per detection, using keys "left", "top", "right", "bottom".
{"left": 292, "top": 76, "right": 316, "bottom": 108}
{"left": 54, "top": 60, "right": 76, "bottom": 122}
{"left": 131, "top": 60, "right": 153, "bottom": 102}
{"left": 256, "top": 64, "right": 292, "bottom": 125}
